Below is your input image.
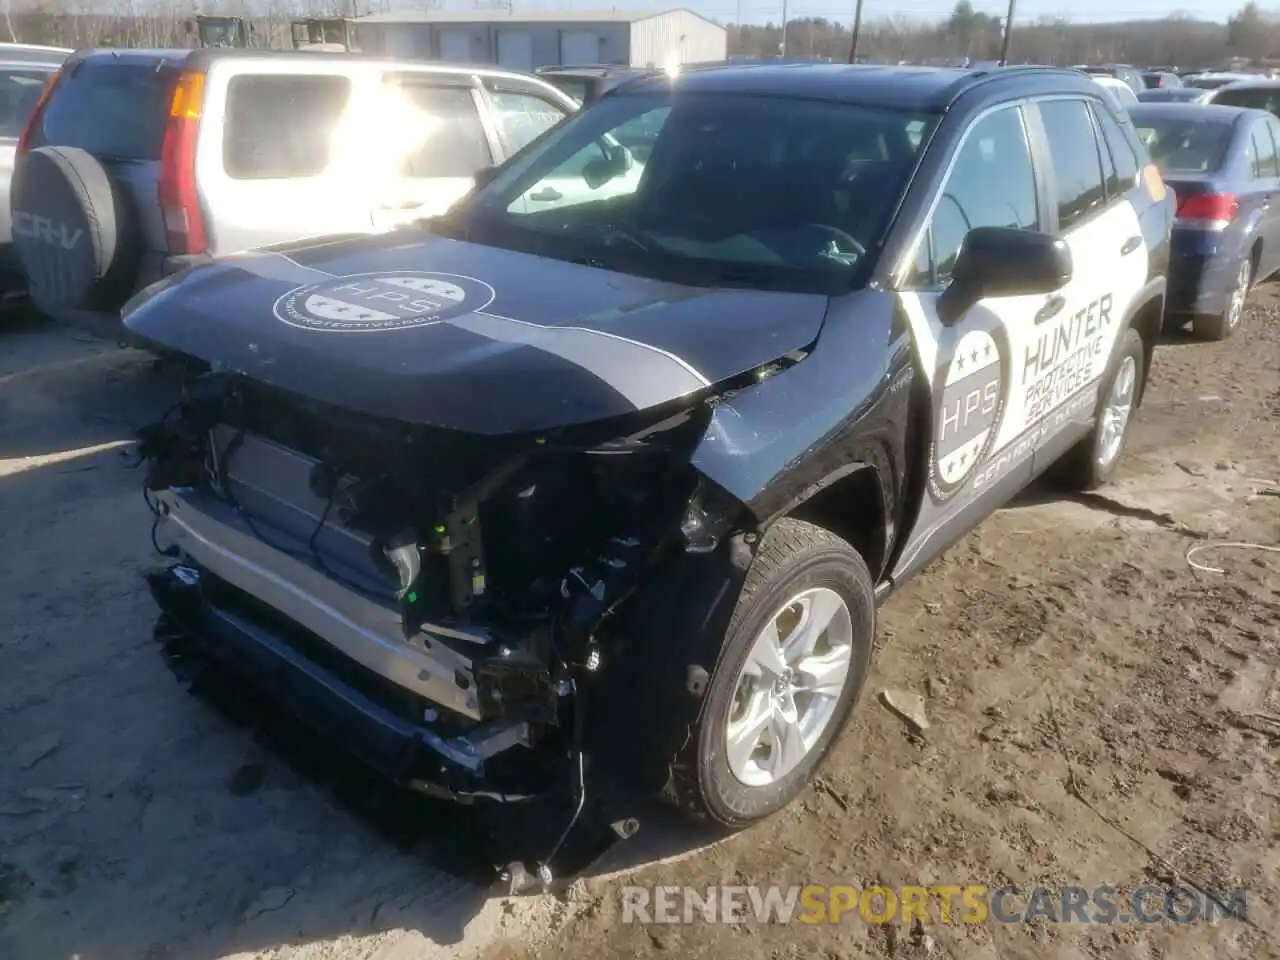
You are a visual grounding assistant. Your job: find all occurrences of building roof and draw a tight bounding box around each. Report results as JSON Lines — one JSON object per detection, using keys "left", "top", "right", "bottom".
{"left": 354, "top": 7, "right": 717, "bottom": 26}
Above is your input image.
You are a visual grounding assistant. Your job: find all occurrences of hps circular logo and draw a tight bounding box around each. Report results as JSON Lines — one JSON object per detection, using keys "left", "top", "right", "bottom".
{"left": 927, "top": 326, "right": 1009, "bottom": 502}
{"left": 273, "top": 271, "right": 495, "bottom": 332}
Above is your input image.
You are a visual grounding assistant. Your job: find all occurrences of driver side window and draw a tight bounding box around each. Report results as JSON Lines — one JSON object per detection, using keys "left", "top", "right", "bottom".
{"left": 909, "top": 106, "right": 1040, "bottom": 288}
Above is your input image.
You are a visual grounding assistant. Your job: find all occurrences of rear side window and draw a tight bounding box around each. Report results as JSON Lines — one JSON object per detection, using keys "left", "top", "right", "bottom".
{"left": 38, "top": 61, "right": 172, "bottom": 160}
{"left": 489, "top": 89, "right": 568, "bottom": 156}
{"left": 1091, "top": 103, "right": 1140, "bottom": 191}
{"left": 382, "top": 79, "right": 492, "bottom": 178}
{"left": 1251, "top": 122, "right": 1279, "bottom": 177}
{"left": 223, "top": 74, "right": 352, "bottom": 180}
{"left": 0, "top": 67, "right": 55, "bottom": 139}
{"left": 1038, "top": 99, "right": 1107, "bottom": 232}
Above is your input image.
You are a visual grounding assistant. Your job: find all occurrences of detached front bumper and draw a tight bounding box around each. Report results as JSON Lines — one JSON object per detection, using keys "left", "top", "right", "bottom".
{"left": 149, "top": 488, "right": 554, "bottom": 799}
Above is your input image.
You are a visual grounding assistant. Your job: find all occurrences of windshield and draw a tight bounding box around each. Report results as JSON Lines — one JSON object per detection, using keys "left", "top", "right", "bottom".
{"left": 1132, "top": 117, "right": 1232, "bottom": 174}
{"left": 444, "top": 91, "right": 937, "bottom": 293}
{"left": 543, "top": 75, "right": 591, "bottom": 104}
{"left": 197, "top": 20, "right": 243, "bottom": 47}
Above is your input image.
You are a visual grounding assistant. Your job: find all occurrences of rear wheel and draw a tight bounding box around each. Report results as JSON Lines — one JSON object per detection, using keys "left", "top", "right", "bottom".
{"left": 1051, "top": 326, "right": 1145, "bottom": 491}
{"left": 664, "top": 518, "right": 874, "bottom": 828}
{"left": 1193, "top": 256, "right": 1251, "bottom": 342}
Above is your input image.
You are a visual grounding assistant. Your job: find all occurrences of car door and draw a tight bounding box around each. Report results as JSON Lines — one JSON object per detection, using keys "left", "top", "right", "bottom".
{"left": 368, "top": 72, "right": 497, "bottom": 231}
{"left": 890, "top": 104, "right": 1045, "bottom": 577}
{"left": 1021, "top": 97, "right": 1148, "bottom": 477}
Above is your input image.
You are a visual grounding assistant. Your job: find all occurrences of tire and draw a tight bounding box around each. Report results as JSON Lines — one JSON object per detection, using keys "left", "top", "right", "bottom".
{"left": 664, "top": 518, "right": 874, "bottom": 828}
{"left": 1051, "top": 326, "right": 1146, "bottom": 491}
{"left": 1192, "top": 256, "right": 1251, "bottom": 342}
{"left": 10, "top": 146, "right": 136, "bottom": 313}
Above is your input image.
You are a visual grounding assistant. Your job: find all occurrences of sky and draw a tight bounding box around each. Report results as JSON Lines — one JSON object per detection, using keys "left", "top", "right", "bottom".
{"left": 423, "top": 0, "right": 1253, "bottom": 26}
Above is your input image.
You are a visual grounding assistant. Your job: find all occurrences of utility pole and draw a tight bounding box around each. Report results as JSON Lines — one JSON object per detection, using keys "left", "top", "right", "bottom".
{"left": 780, "top": 0, "right": 788, "bottom": 57}
{"left": 846, "top": 0, "right": 863, "bottom": 64}
{"left": 999, "top": 0, "right": 1015, "bottom": 66}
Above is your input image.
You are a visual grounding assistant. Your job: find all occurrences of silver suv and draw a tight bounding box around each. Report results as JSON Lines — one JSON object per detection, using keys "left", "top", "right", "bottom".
{"left": 11, "top": 48, "right": 577, "bottom": 337}
{"left": 0, "top": 42, "right": 70, "bottom": 289}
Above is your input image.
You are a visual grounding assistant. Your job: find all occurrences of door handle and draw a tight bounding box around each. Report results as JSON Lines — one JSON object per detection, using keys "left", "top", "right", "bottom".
{"left": 1120, "top": 235, "right": 1142, "bottom": 256}
{"left": 529, "top": 186, "right": 563, "bottom": 202}
{"left": 1035, "top": 294, "right": 1066, "bottom": 324}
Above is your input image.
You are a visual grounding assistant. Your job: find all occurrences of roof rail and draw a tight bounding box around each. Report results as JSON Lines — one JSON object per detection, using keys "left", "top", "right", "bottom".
{"left": 938, "top": 64, "right": 1086, "bottom": 108}
{"left": 0, "top": 41, "right": 73, "bottom": 53}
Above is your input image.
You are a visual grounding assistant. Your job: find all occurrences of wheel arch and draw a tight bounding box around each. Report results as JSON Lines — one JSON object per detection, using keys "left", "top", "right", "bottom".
{"left": 766, "top": 463, "right": 890, "bottom": 583}
{"left": 1123, "top": 277, "right": 1165, "bottom": 405}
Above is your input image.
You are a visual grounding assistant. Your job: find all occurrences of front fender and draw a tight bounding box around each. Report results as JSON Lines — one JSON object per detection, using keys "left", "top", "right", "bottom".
{"left": 690, "top": 289, "right": 911, "bottom": 527}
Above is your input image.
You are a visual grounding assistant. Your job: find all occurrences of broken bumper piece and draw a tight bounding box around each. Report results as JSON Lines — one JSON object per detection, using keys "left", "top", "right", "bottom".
{"left": 148, "top": 488, "right": 552, "bottom": 800}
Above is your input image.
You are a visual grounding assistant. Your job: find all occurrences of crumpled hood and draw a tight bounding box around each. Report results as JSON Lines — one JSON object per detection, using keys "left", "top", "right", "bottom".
{"left": 122, "top": 232, "right": 830, "bottom": 434}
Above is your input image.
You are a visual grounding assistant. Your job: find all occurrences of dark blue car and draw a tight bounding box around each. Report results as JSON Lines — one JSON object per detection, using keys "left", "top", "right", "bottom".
{"left": 1130, "top": 102, "right": 1280, "bottom": 339}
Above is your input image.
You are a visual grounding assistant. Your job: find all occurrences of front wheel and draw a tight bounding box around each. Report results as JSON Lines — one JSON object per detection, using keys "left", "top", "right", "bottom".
{"left": 664, "top": 518, "right": 874, "bottom": 828}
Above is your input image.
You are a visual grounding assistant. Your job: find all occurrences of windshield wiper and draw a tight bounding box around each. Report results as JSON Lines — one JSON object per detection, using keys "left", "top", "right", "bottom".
{"left": 598, "top": 224, "right": 661, "bottom": 252}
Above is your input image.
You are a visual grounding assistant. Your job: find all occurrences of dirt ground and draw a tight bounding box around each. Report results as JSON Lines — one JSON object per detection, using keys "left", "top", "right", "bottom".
{"left": 0, "top": 287, "right": 1276, "bottom": 960}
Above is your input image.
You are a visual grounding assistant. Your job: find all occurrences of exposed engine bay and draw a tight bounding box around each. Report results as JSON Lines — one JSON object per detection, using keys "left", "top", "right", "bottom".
{"left": 135, "top": 369, "right": 751, "bottom": 879}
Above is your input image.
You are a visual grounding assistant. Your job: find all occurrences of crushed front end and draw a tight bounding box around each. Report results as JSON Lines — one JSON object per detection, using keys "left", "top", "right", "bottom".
{"left": 135, "top": 370, "right": 747, "bottom": 870}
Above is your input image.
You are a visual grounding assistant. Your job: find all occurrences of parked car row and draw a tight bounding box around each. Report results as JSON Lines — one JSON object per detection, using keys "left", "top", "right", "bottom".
{"left": 7, "top": 47, "right": 598, "bottom": 337}
{"left": 1126, "top": 76, "right": 1280, "bottom": 340}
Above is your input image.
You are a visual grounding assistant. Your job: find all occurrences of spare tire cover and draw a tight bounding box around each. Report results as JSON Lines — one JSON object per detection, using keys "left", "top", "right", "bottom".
{"left": 11, "top": 145, "right": 130, "bottom": 311}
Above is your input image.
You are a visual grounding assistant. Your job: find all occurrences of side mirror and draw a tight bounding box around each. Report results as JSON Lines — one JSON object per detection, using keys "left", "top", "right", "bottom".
{"left": 582, "top": 142, "right": 632, "bottom": 189}
{"left": 473, "top": 165, "right": 500, "bottom": 190}
{"left": 937, "top": 226, "right": 1072, "bottom": 325}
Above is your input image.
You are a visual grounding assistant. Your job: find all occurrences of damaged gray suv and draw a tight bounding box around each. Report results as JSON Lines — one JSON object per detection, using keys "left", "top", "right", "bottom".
{"left": 127, "top": 63, "right": 1172, "bottom": 871}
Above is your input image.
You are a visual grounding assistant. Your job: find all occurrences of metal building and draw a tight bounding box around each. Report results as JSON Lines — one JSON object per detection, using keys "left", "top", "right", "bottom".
{"left": 352, "top": 8, "right": 727, "bottom": 72}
